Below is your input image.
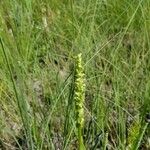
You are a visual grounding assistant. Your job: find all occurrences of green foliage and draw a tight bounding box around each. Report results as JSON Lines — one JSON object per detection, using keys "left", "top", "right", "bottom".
{"left": 0, "top": 0, "right": 150, "bottom": 149}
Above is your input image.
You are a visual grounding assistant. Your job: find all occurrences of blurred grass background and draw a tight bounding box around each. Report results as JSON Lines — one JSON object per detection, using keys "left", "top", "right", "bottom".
{"left": 0, "top": 0, "right": 150, "bottom": 149}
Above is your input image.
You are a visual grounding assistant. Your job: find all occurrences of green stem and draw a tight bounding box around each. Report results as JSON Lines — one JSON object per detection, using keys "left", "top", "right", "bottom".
{"left": 78, "top": 126, "right": 85, "bottom": 150}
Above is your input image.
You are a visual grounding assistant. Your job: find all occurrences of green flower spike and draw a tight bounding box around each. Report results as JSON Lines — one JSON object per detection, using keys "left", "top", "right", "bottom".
{"left": 74, "top": 53, "right": 85, "bottom": 150}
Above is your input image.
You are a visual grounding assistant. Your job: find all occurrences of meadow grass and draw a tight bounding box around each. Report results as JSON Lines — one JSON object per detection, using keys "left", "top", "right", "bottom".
{"left": 0, "top": 0, "right": 150, "bottom": 149}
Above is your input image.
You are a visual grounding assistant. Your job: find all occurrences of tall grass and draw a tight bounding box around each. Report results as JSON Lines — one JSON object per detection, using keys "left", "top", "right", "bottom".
{"left": 0, "top": 0, "right": 150, "bottom": 149}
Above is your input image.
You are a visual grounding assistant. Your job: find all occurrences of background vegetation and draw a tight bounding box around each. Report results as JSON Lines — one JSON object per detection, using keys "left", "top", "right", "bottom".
{"left": 0, "top": 0, "right": 150, "bottom": 149}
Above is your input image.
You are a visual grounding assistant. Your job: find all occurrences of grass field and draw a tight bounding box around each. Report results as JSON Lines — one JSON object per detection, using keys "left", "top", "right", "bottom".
{"left": 0, "top": 0, "right": 150, "bottom": 149}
